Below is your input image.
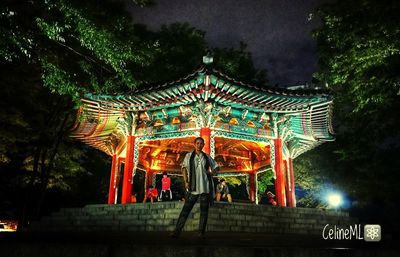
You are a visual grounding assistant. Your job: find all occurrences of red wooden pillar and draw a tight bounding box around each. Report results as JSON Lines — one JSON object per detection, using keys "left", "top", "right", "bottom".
{"left": 121, "top": 135, "right": 136, "bottom": 204}
{"left": 274, "top": 138, "right": 287, "bottom": 207}
{"left": 287, "top": 158, "right": 296, "bottom": 207}
{"left": 200, "top": 127, "right": 211, "bottom": 155}
{"left": 284, "top": 160, "right": 290, "bottom": 206}
{"left": 249, "top": 173, "right": 256, "bottom": 203}
{"left": 108, "top": 154, "right": 118, "bottom": 204}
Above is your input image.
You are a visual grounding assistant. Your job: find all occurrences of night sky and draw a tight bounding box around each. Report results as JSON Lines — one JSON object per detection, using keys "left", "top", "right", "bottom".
{"left": 126, "top": 0, "right": 329, "bottom": 85}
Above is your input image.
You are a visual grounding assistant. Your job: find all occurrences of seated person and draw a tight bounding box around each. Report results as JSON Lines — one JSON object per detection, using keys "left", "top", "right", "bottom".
{"left": 265, "top": 191, "right": 276, "bottom": 206}
{"left": 159, "top": 172, "right": 172, "bottom": 201}
{"left": 261, "top": 191, "right": 277, "bottom": 206}
{"left": 143, "top": 186, "right": 158, "bottom": 203}
{"left": 215, "top": 179, "right": 232, "bottom": 203}
{"left": 131, "top": 193, "right": 137, "bottom": 203}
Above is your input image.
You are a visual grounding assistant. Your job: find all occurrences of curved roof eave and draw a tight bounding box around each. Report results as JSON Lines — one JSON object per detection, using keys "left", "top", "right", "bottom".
{"left": 84, "top": 65, "right": 332, "bottom": 102}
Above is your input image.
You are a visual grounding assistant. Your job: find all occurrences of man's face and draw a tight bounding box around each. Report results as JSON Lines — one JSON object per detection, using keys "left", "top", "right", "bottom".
{"left": 194, "top": 139, "right": 205, "bottom": 152}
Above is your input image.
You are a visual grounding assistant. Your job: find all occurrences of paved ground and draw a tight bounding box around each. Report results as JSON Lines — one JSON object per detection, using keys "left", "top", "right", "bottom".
{"left": 0, "top": 231, "right": 400, "bottom": 257}
{"left": 0, "top": 231, "right": 400, "bottom": 248}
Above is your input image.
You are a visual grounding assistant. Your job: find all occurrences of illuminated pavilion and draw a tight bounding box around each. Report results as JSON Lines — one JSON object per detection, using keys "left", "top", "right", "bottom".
{"left": 71, "top": 63, "right": 334, "bottom": 207}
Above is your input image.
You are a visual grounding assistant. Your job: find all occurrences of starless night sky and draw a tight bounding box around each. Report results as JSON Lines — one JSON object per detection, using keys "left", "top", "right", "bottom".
{"left": 126, "top": 0, "right": 329, "bottom": 85}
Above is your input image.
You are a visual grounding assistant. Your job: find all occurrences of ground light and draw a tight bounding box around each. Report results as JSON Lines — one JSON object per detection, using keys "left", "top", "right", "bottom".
{"left": 0, "top": 220, "right": 17, "bottom": 232}
{"left": 327, "top": 192, "right": 343, "bottom": 208}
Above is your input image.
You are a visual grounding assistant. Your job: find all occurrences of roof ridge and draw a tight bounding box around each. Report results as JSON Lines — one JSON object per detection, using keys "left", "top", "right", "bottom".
{"left": 86, "top": 65, "right": 331, "bottom": 99}
{"left": 208, "top": 67, "right": 331, "bottom": 97}
{"left": 132, "top": 66, "right": 207, "bottom": 94}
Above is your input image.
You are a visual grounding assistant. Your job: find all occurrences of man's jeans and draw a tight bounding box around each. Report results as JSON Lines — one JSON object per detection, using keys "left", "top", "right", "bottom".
{"left": 174, "top": 193, "right": 210, "bottom": 234}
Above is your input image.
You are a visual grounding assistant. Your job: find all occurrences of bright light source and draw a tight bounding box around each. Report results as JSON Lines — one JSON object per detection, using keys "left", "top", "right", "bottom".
{"left": 202, "top": 55, "right": 213, "bottom": 65}
{"left": 328, "top": 193, "right": 342, "bottom": 208}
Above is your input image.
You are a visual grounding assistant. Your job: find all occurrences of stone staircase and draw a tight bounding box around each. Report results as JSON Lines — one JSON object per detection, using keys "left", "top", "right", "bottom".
{"left": 28, "top": 202, "right": 357, "bottom": 235}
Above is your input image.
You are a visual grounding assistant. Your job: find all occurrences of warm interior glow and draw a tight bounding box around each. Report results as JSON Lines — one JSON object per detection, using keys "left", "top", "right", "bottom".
{"left": 172, "top": 117, "right": 181, "bottom": 124}
{"left": 0, "top": 220, "right": 17, "bottom": 232}
{"left": 154, "top": 119, "right": 164, "bottom": 126}
{"left": 150, "top": 159, "right": 161, "bottom": 170}
{"left": 229, "top": 118, "right": 239, "bottom": 125}
{"left": 151, "top": 148, "right": 161, "bottom": 157}
{"left": 247, "top": 121, "right": 256, "bottom": 128}
{"left": 241, "top": 160, "right": 253, "bottom": 171}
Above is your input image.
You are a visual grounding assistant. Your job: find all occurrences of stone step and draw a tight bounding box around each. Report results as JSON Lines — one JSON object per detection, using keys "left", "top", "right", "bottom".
{"left": 57, "top": 207, "right": 350, "bottom": 221}
{"left": 42, "top": 213, "right": 352, "bottom": 227}
{"left": 28, "top": 223, "right": 324, "bottom": 235}
{"left": 29, "top": 203, "right": 356, "bottom": 236}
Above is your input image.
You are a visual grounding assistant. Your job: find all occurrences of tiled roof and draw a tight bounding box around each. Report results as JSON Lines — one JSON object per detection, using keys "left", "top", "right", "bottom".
{"left": 72, "top": 66, "right": 334, "bottom": 158}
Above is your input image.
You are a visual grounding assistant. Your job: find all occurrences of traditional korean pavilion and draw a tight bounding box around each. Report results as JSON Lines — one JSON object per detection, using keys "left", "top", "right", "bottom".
{"left": 71, "top": 60, "right": 334, "bottom": 207}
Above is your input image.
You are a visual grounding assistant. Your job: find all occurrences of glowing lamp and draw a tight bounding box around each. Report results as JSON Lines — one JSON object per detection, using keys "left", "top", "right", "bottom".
{"left": 328, "top": 193, "right": 342, "bottom": 208}
{"left": 202, "top": 55, "right": 213, "bottom": 65}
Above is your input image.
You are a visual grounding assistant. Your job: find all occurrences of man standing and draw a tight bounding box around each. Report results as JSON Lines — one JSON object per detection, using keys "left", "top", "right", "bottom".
{"left": 170, "top": 137, "right": 219, "bottom": 238}
{"left": 160, "top": 172, "right": 172, "bottom": 201}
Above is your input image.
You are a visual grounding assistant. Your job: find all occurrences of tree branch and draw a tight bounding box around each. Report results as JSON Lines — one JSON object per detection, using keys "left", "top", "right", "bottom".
{"left": 54, "top": 41, "right": 113, "bottom": 73}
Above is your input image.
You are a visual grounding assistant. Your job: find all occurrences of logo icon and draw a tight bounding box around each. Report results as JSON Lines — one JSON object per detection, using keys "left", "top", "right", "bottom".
{"left": 364, "top": 224, "right": 381, "bottom": 242}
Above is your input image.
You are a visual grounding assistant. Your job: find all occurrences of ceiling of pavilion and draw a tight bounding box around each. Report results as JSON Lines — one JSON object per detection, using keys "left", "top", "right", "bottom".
{"left": 137, "top": 137, "right": 270, "bottom": 174}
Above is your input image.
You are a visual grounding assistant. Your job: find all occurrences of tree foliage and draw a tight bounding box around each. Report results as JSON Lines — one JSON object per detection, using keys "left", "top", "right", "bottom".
{"left": 213, "top": 42, "right": 268, "bottom": 86}
{"left": 0, "top": 0, "right": 269, "bottom": 226}
{"left": 257, "top": 170, "right": 274, "bottom": 201}
{"left": 0, "top": 59, "right": 82, "bottom": 222}
{"left": 133, "top": 23, "right": 268, "bottom": 88}
{"left": 314, "top": 0, "right": 400, "bottom": 114}
{"left": 1, "top": 0, "right": 155, "bottom": 100}
{"left": 0, "top": 0, "right": 155, "bottom": 225}
{"left": 301, "top": 0, "right": 400, "bottom": 220}
{"left": 132, "top": 22, "right": 207, "bottom": 85}
{"left": 293, "top": 145, "right": 340, "bottom": 208}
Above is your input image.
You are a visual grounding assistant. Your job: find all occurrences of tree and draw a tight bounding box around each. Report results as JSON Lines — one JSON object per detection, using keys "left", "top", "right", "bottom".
{"left": 257, "top": 170, "right": 274, "bottom": 201}
{"left": 0, "top": 59, "right": 76, "bottom": 223}
{"left": 213, "top": 42, "right": 268, "bottom": 86}
{"left": 313, "top": 0, "right": 400, "bottom": 155}
{"left": 132, "top": 22, "right": 208, "bottom": 85}
{"left": 0, "top": 0, "right": 155, "bottom": 227}
{"left": 132, "top": 23, "right": 268, "bottom": 87}
{"left": 314, "top": 0, "right": 400, "bottom": 114}
{"left": 1, "top": 0, "right": 155, "bottom": 99}
{"left": 307, "top": 0, "right": 400, "bottom": 226}
{"left": 0, "top": 0, "right": 269, "bottom": 227}
{"left": 293, "top": 144, "right": 344, "bottom": 209}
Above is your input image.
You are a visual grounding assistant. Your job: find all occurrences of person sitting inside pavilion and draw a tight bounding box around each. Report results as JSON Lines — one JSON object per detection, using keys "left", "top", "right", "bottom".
{"left": 259, "top": 190, "right": 277, "bottom": 206}
{"left": 143, "top": 185, "right": 158, "bottom": 203}
{"left": 215, "top": 179, "right": 232, "bottom": 203}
